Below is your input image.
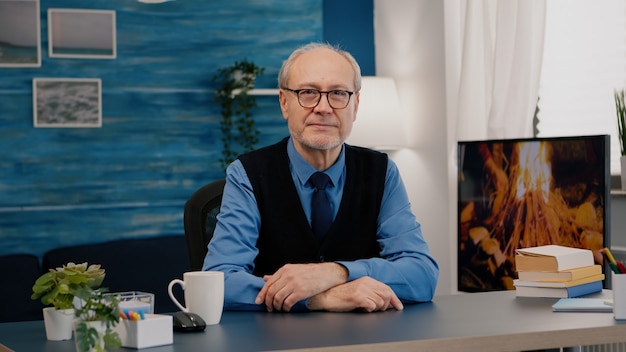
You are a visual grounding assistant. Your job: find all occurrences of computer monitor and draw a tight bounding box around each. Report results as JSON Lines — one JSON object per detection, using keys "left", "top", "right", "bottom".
{"left": 457, "top": 135, "right": 610, "bottom": 292}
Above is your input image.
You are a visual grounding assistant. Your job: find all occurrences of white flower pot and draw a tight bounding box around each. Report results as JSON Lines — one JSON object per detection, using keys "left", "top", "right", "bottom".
{"left": 42, "top": 307, "right": 74, "bottom": 341}
{"left": 622, "top": 156, "right": 626, "bottom": 191}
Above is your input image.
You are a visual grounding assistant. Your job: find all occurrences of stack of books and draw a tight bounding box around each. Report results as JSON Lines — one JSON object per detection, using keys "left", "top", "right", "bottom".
{"left": 514, "top": 245, "right": 604, "bottom": 298}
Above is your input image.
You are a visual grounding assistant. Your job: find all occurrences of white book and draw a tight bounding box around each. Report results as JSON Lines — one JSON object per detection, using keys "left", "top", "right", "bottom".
{"left": 515, "top": 245, "right": 594, "bottom": 272}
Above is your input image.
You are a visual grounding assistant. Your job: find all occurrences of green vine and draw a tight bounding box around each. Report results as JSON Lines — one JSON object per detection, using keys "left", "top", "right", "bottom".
{"left": 615, "top": 89, "right": 626, "bottom": 156}
{"left": 212, "top": 59, "right": 265, "bottom": 171}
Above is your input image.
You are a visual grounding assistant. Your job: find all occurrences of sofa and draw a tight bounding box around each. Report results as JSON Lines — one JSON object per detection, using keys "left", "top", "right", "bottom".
{"left": 0, "top": 234, "right": 190, "bottom": 323}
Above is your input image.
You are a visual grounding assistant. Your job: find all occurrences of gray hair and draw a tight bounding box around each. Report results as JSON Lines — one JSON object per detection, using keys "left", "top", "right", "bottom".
{"left": 277, "top": 42, "right": 362, "bottom": 92}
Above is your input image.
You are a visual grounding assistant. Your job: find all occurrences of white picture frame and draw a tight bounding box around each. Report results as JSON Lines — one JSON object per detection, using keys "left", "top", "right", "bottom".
{"left": 48, "top": 8, "right": 116, "bottom": 59}
{"left": 33, "top": 78, "right": 103, "bottom": 128}
{"left": 0, "top": 0, "right": 41, "bottom": 67}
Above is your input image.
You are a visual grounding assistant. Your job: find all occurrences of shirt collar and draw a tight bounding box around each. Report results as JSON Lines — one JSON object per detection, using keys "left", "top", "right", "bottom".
{"left": 287, "top": 137, "right": 345, "bottom": 187}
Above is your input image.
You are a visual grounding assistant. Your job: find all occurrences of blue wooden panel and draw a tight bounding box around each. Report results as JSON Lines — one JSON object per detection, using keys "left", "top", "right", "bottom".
{"left": 0, "top": 0, "right": 320, "bottom": 258}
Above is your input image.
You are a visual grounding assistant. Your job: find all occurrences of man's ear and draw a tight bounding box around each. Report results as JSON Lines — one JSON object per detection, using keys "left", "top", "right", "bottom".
{"left": 353, "top": 91, "right": 360, "bottom": 122}
{"left": 279, "top": 90, "right": 289, "bottom": 121}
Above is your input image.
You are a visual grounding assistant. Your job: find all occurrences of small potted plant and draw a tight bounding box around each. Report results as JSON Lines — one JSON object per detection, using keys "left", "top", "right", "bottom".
{"left": 31, "top": 262, "right": 105, "bottom": 341}
{"left": 615, "top": 89, "right": 626, "bottom": 190}
{"left": 72, "top": 287, "right": 122, "bottom": 352}
{"left": 212, "top": 59, "right": 265, "bottom": 171}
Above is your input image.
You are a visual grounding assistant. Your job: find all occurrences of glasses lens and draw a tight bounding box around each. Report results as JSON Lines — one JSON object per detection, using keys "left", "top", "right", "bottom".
{"left": 327, "top": 90, "right": 351, "bottom": 109}
{"left": 297, "top": 89, "right": 320, "bottom": 108}
{"left": 296, "top": 89, "right": 351, "bottom": 109}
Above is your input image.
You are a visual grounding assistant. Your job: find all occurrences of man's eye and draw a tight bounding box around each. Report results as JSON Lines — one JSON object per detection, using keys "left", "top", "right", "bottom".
{"left": 300, "top": 89, "right": 318, "bottom": 97}
{"left": 331, "top": 90, "right": 348, "bottom": 97}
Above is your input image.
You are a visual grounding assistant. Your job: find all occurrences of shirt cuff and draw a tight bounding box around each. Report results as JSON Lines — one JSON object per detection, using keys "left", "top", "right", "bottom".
{"left": 335, "top": 260, "right": 366, "bottom": 281}
{"left": 293, "top": 299, "right": 312, "bottom": 312}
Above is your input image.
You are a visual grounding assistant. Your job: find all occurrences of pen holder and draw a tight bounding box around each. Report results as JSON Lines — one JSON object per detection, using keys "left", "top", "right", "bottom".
{"left": 612, "top": 272, "right": 626, "bottom": 320}
{"left": 110, "top": 291, "right": 155, "bottom": 314}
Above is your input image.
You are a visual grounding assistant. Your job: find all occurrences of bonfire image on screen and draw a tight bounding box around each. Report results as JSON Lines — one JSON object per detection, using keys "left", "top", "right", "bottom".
{"left": 457, "top": 135, "right": 610, "bottom": 292}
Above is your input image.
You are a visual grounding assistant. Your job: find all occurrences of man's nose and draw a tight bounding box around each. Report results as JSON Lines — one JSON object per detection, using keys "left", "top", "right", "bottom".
{"left": 314, "top": 92, "right": 333, "bottom": 112}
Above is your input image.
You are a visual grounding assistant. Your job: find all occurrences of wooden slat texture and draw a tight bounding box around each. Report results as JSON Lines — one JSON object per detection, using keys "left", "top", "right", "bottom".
{"left": 0, "top": 0, "right": 321, "bottom": 258}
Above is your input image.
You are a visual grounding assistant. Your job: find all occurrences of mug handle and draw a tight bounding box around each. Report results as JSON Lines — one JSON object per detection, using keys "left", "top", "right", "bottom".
{"left": 167, "top": 279, "right": 189, "bottom": 312}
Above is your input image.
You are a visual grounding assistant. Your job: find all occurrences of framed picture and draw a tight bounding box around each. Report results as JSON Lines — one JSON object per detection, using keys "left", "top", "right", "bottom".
{"left": 0, "top": 0, "right": 41, "bottom": 67}
{"left": 48, "top": 8, "right": 116, "bottom": 59}
{"left": 457, "top": 135, "right": 610, "bottom": 292}
{"left": 33, "top": 78, "right": 102, "bottom": 128}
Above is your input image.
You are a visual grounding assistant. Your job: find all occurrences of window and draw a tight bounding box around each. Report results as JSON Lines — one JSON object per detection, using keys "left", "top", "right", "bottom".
{"left": 537, "top": 0, "right": 624, "bottom": 175}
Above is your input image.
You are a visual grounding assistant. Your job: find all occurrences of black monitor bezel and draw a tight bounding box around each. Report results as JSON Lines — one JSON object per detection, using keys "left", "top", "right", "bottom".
{"left": 457, "top": 134, "right": 611, "bottom": 292}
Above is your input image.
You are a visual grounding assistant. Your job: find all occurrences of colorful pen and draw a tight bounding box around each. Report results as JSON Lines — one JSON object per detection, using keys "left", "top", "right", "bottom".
{"left": 617, "top": 261, "right": 626, "bottom": 274}
{"left": 604, "top": 247, "right": 617, "bottom": 263}
{"left": 603, "top": 248, "right": 621, "bottom": 274}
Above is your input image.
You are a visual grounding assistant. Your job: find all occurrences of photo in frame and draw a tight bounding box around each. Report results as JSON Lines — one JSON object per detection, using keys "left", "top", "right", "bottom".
{"left": 33, "top": 78, "right": 102, "bottom": 128}
{"left": 0, "top": 0, "right": 41, "bottom": 67}
{"left": 457, "top": 135, "right": 610, "bottom": 292}
{"left": 48, "top": 8, "right": 116, "bottom": 59}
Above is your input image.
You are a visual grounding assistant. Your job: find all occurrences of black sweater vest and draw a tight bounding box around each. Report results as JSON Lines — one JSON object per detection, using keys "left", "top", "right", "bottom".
{"left": 238, "top": 138, "right": 388, "bottom": 276}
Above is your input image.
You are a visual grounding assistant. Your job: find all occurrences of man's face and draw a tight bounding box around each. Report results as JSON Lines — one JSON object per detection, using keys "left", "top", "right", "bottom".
{"left": 279, "top": 48, "right": 360, "bottom": 152}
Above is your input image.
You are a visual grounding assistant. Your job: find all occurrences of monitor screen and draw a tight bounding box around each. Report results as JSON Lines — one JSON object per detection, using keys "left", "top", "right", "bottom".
{"left": 457, "top": 135, "right": 610, "bottom": 292}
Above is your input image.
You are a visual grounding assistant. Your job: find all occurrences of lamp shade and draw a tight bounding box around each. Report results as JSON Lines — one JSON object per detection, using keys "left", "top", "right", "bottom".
{"left": 346, "top": 76, "right": 407, "bottom": 150}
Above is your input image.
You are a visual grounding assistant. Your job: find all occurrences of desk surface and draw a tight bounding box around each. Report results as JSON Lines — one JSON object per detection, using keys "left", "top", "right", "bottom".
{"left": 1, "top": 290, "right": 625, "bottom": 352}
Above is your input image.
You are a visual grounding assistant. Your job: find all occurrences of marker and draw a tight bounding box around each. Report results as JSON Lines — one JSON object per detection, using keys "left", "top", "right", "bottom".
{"left": 602, "top": 248, "right": 621, "bottom": 274}
{"left": 617, "top": 261, "right": 626, "bottom": 274}
{"left": 604, "top": 247, "right": 617, "bottom": 264}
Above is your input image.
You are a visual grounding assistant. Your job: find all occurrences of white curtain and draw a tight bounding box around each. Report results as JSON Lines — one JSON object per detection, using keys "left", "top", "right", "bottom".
{"left": 446, "top": 0, "right": 547, "bottom": 141}
{"left": 444, "top": 0, "right": 546, "bottom": 292}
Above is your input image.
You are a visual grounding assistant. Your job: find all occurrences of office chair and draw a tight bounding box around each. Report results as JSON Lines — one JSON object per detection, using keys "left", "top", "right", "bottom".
{"left": 183, "top": 178, "right": 226, "bottom": 271}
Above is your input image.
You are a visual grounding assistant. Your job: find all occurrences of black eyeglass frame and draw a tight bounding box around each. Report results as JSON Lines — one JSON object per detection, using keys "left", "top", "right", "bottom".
{"left": 282, "top": 88, "right": 355, "bottom": 109}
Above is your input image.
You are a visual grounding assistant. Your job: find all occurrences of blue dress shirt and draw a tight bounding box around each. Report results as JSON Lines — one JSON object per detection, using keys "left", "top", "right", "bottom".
{"left": 203, "top": 137, "right": 439, "bottom": 311}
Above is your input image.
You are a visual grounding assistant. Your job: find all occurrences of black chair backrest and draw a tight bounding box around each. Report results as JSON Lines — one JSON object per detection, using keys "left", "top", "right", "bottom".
{"left": 0, "top": 254, "right": 44, "bottom": 322}
{"left": 183, "top": 178, "right": 226, "bottom": 271}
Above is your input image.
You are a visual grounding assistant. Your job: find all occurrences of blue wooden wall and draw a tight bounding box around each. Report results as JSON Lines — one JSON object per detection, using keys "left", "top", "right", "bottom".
{"left": 0, "top": 0, "right": 374, "bottom": 259}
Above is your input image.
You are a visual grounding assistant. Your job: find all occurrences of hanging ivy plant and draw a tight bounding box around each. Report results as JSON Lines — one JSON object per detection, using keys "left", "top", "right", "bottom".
{"left": 212, "top": 59, "right": 265, "bottom": 171}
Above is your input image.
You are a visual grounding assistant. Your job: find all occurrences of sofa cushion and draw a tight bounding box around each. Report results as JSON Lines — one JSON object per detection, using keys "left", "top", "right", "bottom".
{"left": 41, "top": 235, "right": 189, "bottom": 314}
{"left": 0, "top": 254, "right": 44, "bottom": 322}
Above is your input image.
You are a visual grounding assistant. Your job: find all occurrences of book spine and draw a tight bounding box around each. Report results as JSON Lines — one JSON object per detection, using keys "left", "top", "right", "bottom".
{"left": 517, "top": 265, "right": 601, "bottom": 282}
{"left": 565, "top": 280, "right": 602, "bottom": 298}
{"left": 513, "top": 274, "right": 604, "bottom": 288}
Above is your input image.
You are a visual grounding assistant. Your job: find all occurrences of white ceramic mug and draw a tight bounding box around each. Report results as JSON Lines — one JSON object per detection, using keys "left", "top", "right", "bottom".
{"left": 167, "top": 271, "right": 224, "bottom": 325}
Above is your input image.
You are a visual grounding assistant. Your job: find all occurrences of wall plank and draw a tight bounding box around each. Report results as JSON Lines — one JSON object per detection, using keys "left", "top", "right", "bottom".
{"left": 0, "top": 0, "right": 321, "bottom": 258}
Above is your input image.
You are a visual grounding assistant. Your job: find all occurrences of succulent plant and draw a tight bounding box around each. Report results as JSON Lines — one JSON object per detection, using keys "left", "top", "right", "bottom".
{"left": 31, "top": 262, "right": 106, "bottom": 310}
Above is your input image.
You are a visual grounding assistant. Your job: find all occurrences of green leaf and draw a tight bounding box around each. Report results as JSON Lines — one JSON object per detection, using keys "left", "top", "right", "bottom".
{"left": 103, "top": 329, "right": 122, "bottom": 350}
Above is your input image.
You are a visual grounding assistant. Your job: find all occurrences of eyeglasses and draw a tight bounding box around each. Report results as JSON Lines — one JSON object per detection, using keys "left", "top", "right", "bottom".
{"left": 283, "top": 88, "right": 354, "bottom": 109}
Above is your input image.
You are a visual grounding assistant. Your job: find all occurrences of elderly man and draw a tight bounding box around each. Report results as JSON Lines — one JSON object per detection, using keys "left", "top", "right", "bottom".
{"left": 203, "top": 42, "right": 438, "bottom": 312}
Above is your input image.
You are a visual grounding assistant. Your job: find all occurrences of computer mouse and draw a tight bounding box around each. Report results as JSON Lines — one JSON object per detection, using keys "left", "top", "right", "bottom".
{"left": 172, "top": 311, "right": 207, "bottom": 332}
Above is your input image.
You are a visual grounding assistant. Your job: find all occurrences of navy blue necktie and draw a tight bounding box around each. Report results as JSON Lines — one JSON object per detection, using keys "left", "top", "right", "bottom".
{"left": 310, "top": 172, "right": 332, "bottom": 241}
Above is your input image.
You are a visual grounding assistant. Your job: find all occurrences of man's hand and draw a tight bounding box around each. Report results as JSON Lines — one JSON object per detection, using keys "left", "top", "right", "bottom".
{"left": 255, "top": 262, "right": 348, "bottom": 312}
{"left": 306, "top": 276, "right": 403, "bottom": 312}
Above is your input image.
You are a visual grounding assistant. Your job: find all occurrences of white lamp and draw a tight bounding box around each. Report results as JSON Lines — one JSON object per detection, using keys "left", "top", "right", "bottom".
{"left": 347, "top": 76, "right": 407, "bottom": 150}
